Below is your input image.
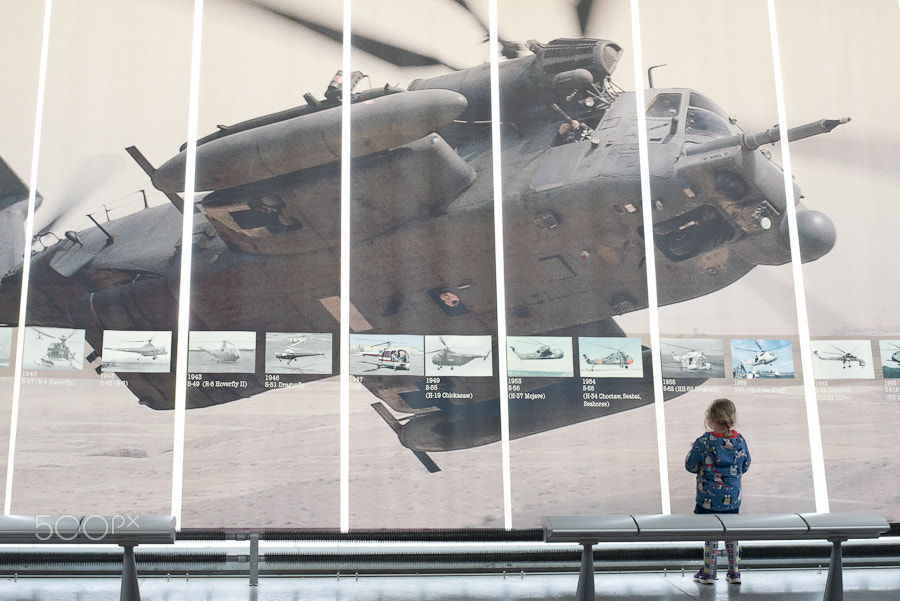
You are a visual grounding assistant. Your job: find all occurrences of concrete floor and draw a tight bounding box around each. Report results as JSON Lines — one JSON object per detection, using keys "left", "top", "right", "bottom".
{"left": 1, "top": 568, "right": 898, "bottom": 600}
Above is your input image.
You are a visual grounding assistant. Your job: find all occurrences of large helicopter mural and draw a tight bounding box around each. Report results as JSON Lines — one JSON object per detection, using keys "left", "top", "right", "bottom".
{"left": 0, "top": 0, "right": 848, "bottom": 472}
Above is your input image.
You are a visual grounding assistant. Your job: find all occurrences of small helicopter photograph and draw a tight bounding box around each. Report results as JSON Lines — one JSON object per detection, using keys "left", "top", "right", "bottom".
{"left": 578, "top": 336, "right": 643, "bottom": 378}
{"left": 264, "top": 332, "right": 331, "bottom": 375}
{"left": 187, "top": 330, "right": 257, "bottom": 374}
{"left": 810, "top": 340, "right": 875, "bottom": 380}
{"left": 660, "top": 338, "right": 725, "bottom": 379}
{"left": 506, "top": 336, "right": 573, "bottom": 378}
{"left": 22, "top": 327, "right": 85, "bottom": 371}
{"left": 424, "top": 335, "right": 492, "bottom": 377}
{"left": 100, "top": 330, "right": 171, "bottom": 373}
{"left": 730, "top": 339, "right": 795, "bottom": 379}
{"left": 350, "top": 334, "right": 425, "bottom": 376}
{"left": 878, "top": 340, "right": 900, "bottom": 379}
{"left": 0, "top": 326, "right": 12, "bottom": 369}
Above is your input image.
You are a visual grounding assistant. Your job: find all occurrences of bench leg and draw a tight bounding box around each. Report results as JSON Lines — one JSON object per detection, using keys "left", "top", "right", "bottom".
{"left": 823, "top": 537, "right": 846, "bottom": 601}
{"left": 249, "top": 533, "right": 260, "bottom": 586}
{"left": 120, "top": 544, "right": 141, "bottom": 601}
{"left": 575, "top": 542, "right": 595, "bottom": 601}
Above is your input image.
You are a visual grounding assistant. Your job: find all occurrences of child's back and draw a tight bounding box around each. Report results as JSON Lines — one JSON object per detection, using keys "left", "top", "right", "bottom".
{"left": 685, "top": 398, "right": 751, "bottom": 584}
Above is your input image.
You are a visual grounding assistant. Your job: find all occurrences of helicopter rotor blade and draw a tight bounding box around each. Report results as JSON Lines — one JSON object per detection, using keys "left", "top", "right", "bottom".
{"left": 446, "top": 0, "right": 521, "bottom": 58}
{"left": 240, "top": 0, "right": 459, "bottom": 69}
{"left": 34, "top": 154, "right": 126, "bottom": 236}
{"left": 664, "top": 342, "right": 694, "bottom": 351}
{"left": 33, "top": 328, "right": 59, "bottom": 340}
{"left": 575, "top": 0, "right": 595, "bottom": 35}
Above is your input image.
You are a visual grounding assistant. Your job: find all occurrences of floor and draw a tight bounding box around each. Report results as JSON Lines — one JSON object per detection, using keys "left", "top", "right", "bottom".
{"left": 1, "top": 568, "right": 898, "bottom": 601}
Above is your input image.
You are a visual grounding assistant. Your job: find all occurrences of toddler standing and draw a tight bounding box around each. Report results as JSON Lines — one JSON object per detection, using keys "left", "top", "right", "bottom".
{"left": 685, "top": 398, "right": 751, "bottom": 584}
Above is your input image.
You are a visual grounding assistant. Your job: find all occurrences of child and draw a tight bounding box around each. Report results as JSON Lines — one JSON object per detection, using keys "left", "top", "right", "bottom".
{"left": 685, "top": 398, "right": 751, "bottom": 585}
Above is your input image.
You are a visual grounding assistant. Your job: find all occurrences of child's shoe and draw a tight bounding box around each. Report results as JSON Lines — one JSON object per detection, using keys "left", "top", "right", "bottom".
{"left": 726, "top": 570, "right": 741, "bottom": 584}
{"left": 693, "top": 570, "right": 715, "bottom": 584}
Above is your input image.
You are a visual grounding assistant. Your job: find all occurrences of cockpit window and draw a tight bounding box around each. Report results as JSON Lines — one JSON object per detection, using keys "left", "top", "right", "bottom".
{"left": 685, "top": 108, "right": 734, "bottom": 137}
{"left": 689, "top": 93, "right": 731, "bottom": 122}
{"left": 646, "top": 92, "right": 683, "bottom": 118}
{"left": 688, "top": 92, "right": 741, "bottom": 136}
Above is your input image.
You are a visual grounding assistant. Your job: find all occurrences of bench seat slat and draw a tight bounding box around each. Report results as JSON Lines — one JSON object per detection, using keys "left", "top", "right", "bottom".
{"left": 716, "top": 513, "right": 809, "bottom": 538}
{"left": 631, "top": 514, "right": 723, "bottom": 540}
{"left": 542, "top": 515, "right": 638, "bottom": 543}
{"left": 800, "top": 512, "right": 890, "bottom": 539}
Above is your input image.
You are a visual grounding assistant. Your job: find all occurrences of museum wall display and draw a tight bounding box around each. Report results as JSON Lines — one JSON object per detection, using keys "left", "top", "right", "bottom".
{"left": 1, "top": 0, "right": 897, "bottom": 529}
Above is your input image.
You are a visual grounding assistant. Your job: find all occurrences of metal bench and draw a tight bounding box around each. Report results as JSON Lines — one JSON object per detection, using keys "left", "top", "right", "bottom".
{"left": 542, "top": 512, "right": 890, "bottom": 601}
{"left": 0, "top": 514, "right": 176, "bottom": 601}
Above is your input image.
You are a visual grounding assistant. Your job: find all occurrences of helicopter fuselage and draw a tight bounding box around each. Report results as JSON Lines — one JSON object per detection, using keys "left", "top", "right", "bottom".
{"left": 9, "top": 39, "right": 839, "bottom": 438}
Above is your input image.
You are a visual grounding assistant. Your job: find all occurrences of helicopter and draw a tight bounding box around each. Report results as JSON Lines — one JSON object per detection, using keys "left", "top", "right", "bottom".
{"left": 427, "top": 336, "right": 491, "bottom": 371}
{"left": 508, "top": 339, "right": 565, "bottom": 361}
{"left": 814, "top": 345, "right": 866, "bottom": 369}
{"left": 0, "top": 1, "right": 846, "bottom": 469}
{"left": 735, "top": 339, "right": 791, "bottom": 367}
{"left": 104, "top": 337, "right": 169, "bottom": 359}
{"left": 581, "top": 342, "right": 635, "bottom": 370}
{"left": 196, "top": 340, "right": 242, "bottom": 363}
{"left": 276, "top": 341, "right": 325, "bottom": 365}
{"left": 884, "top": 343, "right": 900, "bottom": 365}
{"left": 354, "top": 342, "right": 412, "bottom": 371}
{"left": 30, "top": 328, "right": 81, "bottom": 368}
{"left": 665, "top": 343, "right": 712, "bottom": 371}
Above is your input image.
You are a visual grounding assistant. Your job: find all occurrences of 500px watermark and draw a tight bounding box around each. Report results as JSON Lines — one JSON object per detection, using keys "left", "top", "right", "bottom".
{"left": 34, "top": 514, "right": 143, "bottom": 541}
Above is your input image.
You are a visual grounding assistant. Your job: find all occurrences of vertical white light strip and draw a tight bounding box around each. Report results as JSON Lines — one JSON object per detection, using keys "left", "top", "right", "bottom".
{"left": 629, "top": 0, "right": 670, "bottom": 514}
{"left": 170, "top": 0, "right": 205, "bottom": 527}
{"left": 4, "top": 0, "right": 52, "bottom": 516}
{"left": 766, "top": 0, "right": 828, "bottom": 513}
{"left": 339, "top": 0, "right": 352, "bottom": 533}
{"left": 487, "top": 0, "right": 512, "bottom": 529}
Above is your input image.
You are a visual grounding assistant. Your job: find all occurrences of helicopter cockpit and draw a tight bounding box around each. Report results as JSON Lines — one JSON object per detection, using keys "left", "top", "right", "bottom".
{"left": 644, "top": 90, "right": 741, "bottom": 139}
{"left": 684, "top": 92, "right": 740, "bottom": 137}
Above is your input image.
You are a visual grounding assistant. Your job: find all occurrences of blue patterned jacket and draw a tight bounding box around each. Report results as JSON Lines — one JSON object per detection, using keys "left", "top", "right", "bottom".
{"left": 685, "top": 430, "right": 751, "bottom": 511}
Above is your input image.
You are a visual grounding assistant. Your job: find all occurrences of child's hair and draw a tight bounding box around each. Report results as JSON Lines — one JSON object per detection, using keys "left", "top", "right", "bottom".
{"left": 705, "top": 398, "right": 738, "bottom": 432}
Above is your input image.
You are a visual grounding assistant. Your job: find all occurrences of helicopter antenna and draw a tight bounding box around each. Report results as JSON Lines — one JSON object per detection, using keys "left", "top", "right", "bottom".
{"left": 647, "top": 64, "right": 666, "bottom": 88}
{"left": 87, "top": 214, "right": 115, "bottom": 245}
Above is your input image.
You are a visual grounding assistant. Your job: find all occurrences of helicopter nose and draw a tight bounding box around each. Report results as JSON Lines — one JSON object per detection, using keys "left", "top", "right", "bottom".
{"left": 777, "top": 207, "right": 836, "bottom": 263}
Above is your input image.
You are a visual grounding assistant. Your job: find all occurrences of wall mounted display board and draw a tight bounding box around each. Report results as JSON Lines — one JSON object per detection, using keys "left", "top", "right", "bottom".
{"left": 1, "top": 0, "right": 897, "bottom": 528}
